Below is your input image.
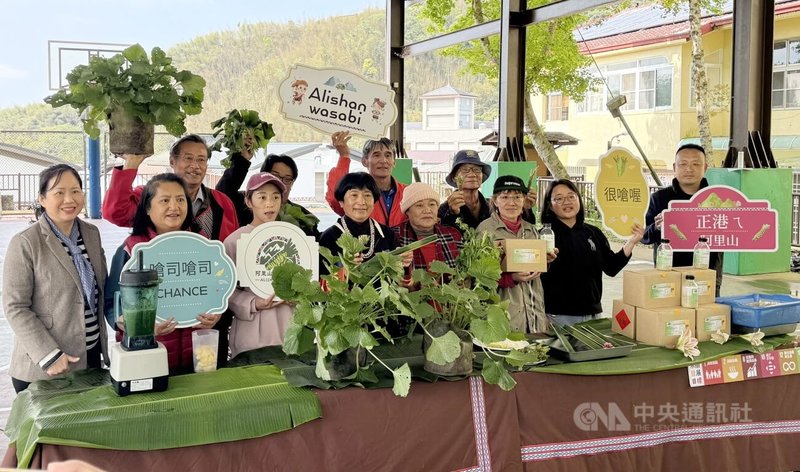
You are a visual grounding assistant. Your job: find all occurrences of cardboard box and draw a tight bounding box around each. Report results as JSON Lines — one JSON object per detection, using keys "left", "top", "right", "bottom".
{"left": 500, "top": 239, "right": 547, "bottom": 273}
{"left": 622, "top": 268, "right": 681, "bottom": 309}
{"left": 673, "top": 267, "right": 717, "bottom": 305}
{"left": 635, "top": 307, "right": 695, "bottom": 347}
{"left": 611, "top": 299, "right": 636, "bottom": 339}
{"left": 695, "top": 303, "right": 731, "bottom": 342}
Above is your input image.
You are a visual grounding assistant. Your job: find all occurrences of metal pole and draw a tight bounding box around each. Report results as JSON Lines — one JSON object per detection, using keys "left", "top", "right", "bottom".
{"left": 86, "top": 136, "right": 101, "bottom": 218}
{"left": 607, "top": 95, "right": 662, "bottom": 186}
{"left": 615, "top": 113, "right": 662, "bottom": 187}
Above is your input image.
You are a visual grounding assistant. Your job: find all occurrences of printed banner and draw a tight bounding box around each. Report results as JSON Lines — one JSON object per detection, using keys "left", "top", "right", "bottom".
{"left": 278, "top": 64, "right": 397, "bottom": 139}
{"left": 661, "top": 185, "right": 779, "bottom": 252}
{"left": 687, "top": 348, "right": 799, "bottom": 387}
{"left": 594, "top": 147, "right": 650, "bottom": 238}
{"left": 125, "top": 232, "right": 236, "bottom": 328}
{"left": 236, "top": 221, "right": 319, "bottom": 299}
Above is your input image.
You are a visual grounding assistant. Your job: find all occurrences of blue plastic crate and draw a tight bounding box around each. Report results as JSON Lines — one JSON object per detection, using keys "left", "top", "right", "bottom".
{"left": 715, "top": 293, "right": 800, "bottom": 328}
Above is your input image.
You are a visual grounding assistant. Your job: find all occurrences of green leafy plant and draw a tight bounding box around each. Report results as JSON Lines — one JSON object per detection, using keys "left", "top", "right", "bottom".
{"left": 272, "top": 233, "right": 418, "bottom": 397}
{"left": 45, "top": 44, "right": 206, "bottom": 139}
{"left": 210, "top": 109, "right": 275, "bottom": 168}
{"left": 408, "top": 222, "right": 548, "bottom": 390}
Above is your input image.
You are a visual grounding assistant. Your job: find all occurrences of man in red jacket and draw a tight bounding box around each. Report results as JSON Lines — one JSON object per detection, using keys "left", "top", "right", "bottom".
{"left": 102, "top": 134, "right": 238, "bottom": 242}
{"left": 326, "top": 131, "right": 407, "bottom": 228}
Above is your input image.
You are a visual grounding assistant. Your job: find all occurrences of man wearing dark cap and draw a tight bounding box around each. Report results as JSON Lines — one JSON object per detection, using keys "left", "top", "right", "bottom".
{"left": 439, "top": 150, "right": 538, "bottom": 230}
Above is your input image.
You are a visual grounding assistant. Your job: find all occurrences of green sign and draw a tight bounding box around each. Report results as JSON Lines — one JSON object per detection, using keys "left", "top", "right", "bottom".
{"left": 124, "top": 232, "right": 236, "bottom": 328}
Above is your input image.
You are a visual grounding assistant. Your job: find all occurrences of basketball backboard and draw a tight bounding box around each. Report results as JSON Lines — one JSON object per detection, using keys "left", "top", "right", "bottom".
{"left": 48, "top": 40, "right": 132, "bottom": 90}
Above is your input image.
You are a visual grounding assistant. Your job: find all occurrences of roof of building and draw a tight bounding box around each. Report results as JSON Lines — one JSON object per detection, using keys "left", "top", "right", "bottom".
{"left": 576, "top": 0, "right": 800, "bottom": 54}
{"left": 420, "top": 85, "right": 477, "bottom": 98}
{"left": 479, "top": 130, "right": 579, "bottom": 147}
{"left": 0, "top": 142, "right": 77, "bottom": 168}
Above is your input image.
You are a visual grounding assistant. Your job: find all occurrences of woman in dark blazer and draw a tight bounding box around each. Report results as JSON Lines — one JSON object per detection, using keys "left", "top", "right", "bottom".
{"left": 3, "top": 164, "right": 109, "bottom": 393}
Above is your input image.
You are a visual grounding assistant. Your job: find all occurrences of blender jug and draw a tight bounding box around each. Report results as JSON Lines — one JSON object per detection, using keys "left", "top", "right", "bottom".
{"left": 118, "top": 251, "right": 160, "bottom": 350}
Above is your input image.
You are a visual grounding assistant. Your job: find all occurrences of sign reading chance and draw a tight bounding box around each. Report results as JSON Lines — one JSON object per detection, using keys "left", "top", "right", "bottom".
{"left": 124, "top": 232, "right": 236, "bottom": 328}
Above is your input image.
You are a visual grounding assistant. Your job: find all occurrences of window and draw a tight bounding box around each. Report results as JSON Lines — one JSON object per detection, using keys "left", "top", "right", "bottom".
{"left": 773, "top": 39, "right": 800, "bottom": 109}
{"left": 576, "top": 57, "right": 673, "bottom": 113}
{"left": 546, "top": 93, "right": 569, "bottom": 121}
{"left": 689, "top": 50, "right": 723, "bottom": 108}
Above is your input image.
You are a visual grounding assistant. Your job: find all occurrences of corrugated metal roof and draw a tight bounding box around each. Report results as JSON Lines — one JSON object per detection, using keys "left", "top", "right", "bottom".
{"left": 0, "top": 142, "right": 76, "bottom": 168}
{"left": 576, "top": 0, "right": 796, "bottom": 43}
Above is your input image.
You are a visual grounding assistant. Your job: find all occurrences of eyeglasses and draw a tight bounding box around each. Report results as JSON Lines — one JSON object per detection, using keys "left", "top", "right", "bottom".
{"left": 458, "top": 166, "right": 483, "bottom": 175}
{"left": 270, "top": 173, "right": 295, "bottom": 185}
{"left": 552, "top": 194, "right": 578, "bottom": 205}
{"left": 497, "top": 194, "right": 524, "bottom": 203}
{"left": 179, "top": 154, "right": 208, "bottom": 166}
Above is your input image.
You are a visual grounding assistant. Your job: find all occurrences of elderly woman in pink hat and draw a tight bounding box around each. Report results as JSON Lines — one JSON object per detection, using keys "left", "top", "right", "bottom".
{"left": 393, "top": 182, "right": 463, "bottom": 278}
{"left": 223, "top": 172, "right": 294, "bottom": 358}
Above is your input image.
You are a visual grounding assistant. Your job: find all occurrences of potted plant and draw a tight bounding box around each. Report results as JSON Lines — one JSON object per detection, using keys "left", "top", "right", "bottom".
{"left": 209, "top": 109, "right": 275, "bottom": 168}
{"left": 272, "top": 233, "right": 422, "bottom": 397}
{"left": 44, "top": 44, "right": 206, "bottom": 155}
{"left": 408, "top": 224, "right": 549, "bottom": 390}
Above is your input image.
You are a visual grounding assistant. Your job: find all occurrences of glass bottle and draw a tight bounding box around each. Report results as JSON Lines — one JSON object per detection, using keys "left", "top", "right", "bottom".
{"left": 540, "top": 223, "right": 555, "bottom": 253}
{"left": 693, "top": 237, "right": 711, "bottom": 269}
{"left": 681, "top": 275, "right": 699, "bottom": 309}
{"left": 656, "top": 238, "right": 673, "bottom": 271}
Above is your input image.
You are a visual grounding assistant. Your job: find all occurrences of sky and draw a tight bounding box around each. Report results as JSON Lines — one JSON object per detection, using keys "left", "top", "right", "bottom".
{"left": 0, "top": 0, "right": 382, "bottom": 109}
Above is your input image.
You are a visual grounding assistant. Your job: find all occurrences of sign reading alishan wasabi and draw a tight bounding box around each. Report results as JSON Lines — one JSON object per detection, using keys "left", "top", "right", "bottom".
{"left": 236, "top": 222, "right": 319, "bottom": 300}
{"left": 124, "top": 232, "right": 236, "bottom": 328}
{"left": 278, "top": 64, "right": 398, "bottom": 139}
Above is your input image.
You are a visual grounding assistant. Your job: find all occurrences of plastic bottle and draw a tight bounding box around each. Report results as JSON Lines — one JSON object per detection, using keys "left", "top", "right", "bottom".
{"left": 693, "top": 237, "right": 711, "bottom": 269}
{"left": 681, "top": 275, "right": 699, "bottom": 308}
{"left": 540, "top": 223, "right": 555, "bottom": 253}
{"left": 656, "top": 238, "right": 673, "bottom": 271}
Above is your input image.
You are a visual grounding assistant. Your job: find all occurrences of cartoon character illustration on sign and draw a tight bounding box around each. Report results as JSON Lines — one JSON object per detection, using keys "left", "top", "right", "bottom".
{"left": 291, "top": 79, "right": 309, "bottom": 105}
{"left": 372, "top": 98, "right": 386, "bottom": 121}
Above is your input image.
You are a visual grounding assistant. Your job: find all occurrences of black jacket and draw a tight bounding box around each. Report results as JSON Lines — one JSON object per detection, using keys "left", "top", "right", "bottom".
{"left": 540, "top": 219, "right": 630, "bottom": 316}
{"left": 643, "top": 177, "right": 723, "bottom": 294}
{"left": 215, "top": 153, "right": 321, "bottom": 240}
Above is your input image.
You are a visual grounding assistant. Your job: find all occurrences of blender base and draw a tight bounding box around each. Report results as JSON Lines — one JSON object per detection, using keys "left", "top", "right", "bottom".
{"left": 110, "top": 341, "right": 170, "bottom": 396}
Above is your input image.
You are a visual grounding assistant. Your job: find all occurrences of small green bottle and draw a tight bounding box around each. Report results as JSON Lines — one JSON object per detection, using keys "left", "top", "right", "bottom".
{"left": 681, "top": 275, "right": 699, "bottom": 309}
{"left": 656, "top": 238, "right": 673, "bottom": 271}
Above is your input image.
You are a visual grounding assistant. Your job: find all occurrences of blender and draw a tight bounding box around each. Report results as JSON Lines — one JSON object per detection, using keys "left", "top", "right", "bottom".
{"left": 110, "top": 251, "right": 170, "bottom": 396}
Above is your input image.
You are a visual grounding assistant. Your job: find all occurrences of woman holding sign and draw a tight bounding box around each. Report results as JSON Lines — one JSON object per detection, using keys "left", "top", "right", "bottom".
{"left": 539, "top": 179, "right": 643, "bottom": 327}
{"left": 222, "top": 173, "right": 295, "bottom": 358}
{"left": 105, "top": 174, "right": 220, "bottom": 372}
{"left": 4, "top": 164, "right": 109, "bottom": 393}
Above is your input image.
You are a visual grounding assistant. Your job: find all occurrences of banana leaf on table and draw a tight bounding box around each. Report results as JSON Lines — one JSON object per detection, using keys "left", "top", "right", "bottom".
{"left": 5, "top": 365, "right": 321, "bottom": 468}
{"left": 531, "top": 319, "right": 797, "bottom": 375}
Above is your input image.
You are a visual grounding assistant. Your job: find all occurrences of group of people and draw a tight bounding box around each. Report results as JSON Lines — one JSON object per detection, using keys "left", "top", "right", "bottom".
{"left": 5, "top": 130, "right": 714, "bottom": 392}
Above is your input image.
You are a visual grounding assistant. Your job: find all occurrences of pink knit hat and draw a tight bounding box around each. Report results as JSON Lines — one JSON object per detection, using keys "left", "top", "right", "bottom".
{"left": 400, "top": 182, "right": 440, "bottom": 213}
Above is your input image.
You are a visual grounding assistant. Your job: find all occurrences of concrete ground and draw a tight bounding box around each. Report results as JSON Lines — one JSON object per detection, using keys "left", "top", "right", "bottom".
{"left": 1, "top": 214, "right": 799, "bottom": 454}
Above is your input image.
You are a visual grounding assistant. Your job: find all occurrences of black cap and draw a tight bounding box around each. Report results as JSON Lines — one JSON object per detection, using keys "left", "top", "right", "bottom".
{"left": 685, "top": 275, "right": 695, "bottom": 280}
{"left": 493, "top": 175, "right": 528, "bottom": 194}
{"left": 662, "top": 238, "right": 670, "bottom": 243}
{"left": 446, "top": 150, "right": 491, "bottom": 187}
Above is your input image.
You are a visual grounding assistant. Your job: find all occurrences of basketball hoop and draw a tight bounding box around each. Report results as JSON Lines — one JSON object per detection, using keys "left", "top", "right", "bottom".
{"left": 48, "top": 40, "right": 132, "bottom": 91}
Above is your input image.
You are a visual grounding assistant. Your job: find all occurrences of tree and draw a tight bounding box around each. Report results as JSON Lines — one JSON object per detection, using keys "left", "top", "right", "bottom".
{"left": 662, "top": 0, "right": 725, "bottom": 166}
{"left": 417, "top": 0, "right": 597, "bottom": 179}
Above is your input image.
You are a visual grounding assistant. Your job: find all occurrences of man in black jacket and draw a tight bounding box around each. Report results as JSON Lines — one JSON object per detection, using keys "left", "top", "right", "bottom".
{"left": 642, "top": 143, "right": 723, "bottom": 295}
